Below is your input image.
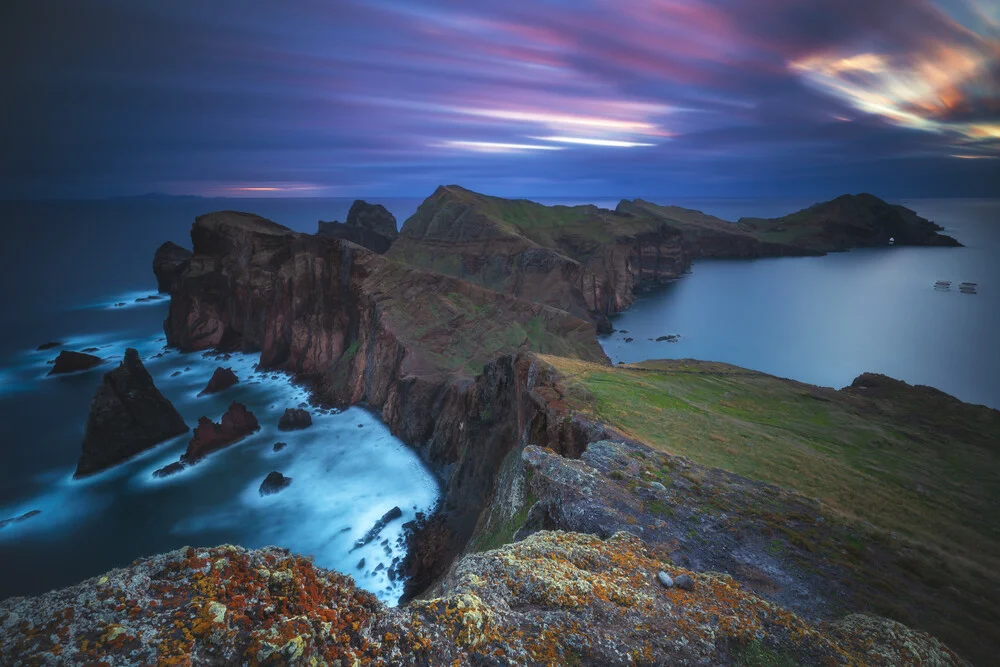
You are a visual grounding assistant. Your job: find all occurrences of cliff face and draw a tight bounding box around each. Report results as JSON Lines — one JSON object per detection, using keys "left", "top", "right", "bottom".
{"left": 163, "top": 210, "right": 608, "bottom": 567}
{"left": 387, "top": 185, "right": 690, "bottom": 329}
{"left": 316, "top": 199, "right": 399, "bottom": 254}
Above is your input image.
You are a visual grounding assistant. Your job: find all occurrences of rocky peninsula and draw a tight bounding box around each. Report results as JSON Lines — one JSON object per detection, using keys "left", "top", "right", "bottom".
{"left": 2, "top": 189, "right": 991, "bottom": 666}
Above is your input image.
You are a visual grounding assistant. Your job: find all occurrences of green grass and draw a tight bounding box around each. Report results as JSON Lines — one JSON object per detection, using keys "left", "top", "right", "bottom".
{"left": 540, "top": 355, "right": 1000, "bottom": 572}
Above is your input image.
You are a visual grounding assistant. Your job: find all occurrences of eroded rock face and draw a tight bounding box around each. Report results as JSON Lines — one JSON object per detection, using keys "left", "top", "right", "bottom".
{"left": 184, "top": 402, "right": 259, "bottom": 462}
{"left": 49, "top": 350, "right": 103, "bottom": 375}
{"left": 198, "top": 367, "right": 238, "bottom": 396}
{"left": 153, "top": 241, "right": 193, "bottom": 293}
{"left": 75, "top": 348, "right": 188, "bottom": 477}
{"left": 317, "top": 200, "right": 399, "bottom": 253}
{"left": 0, "top": 537, "right": 967, "bottom": 666}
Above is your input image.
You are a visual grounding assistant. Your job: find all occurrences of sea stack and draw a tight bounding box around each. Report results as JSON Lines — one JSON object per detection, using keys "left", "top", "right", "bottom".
{"left": 75, "top": 348, "right": 189, "bottom": 477}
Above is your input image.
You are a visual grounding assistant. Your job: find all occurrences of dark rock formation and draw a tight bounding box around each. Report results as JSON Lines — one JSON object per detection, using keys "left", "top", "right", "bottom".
{"left": 75, "top": 348, "right": 189, "bottom": 477}
{"left": 152, "top": 461, "right": 186, "bottom": 478}
{"left": 36, "top": 341, "right": 61, "bottom": 351}
{"left": 0, "top": 509, "right": 41, "bottom": 530}
{"left": 153, "top": 241, "right": 193, "bottom": 293}
{"left": 184, "top": 402, "right": 259, "bottom": 463}
{"left": 353, "top": 506, "right": 403, "bottom": 550}
{"left": 317, "top": 200, "right": 399, "bottom": 254}
{"left": 736, "top": 193, "right": 962, "bottom": 251}
{"left": 272, "top": 441, "right": 287, "bottom": 452}
{"left": 198, "top": 367, "right": 238, "bottom": 396}
{"left": 49, "top": 350, "right": 103, "bottom": 375}
{"left": 277, "top": 407, "right": 312, "bottom": 431}
{"left": 259, "top": 471, "right": 292, "bottom": 496}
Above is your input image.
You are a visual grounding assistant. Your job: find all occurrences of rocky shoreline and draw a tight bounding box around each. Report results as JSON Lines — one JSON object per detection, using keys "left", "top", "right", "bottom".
{"left": 2, "top": 188, "right": 986, "bottom": 665}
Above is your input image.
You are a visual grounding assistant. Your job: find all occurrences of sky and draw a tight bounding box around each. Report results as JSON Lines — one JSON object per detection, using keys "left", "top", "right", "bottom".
{"left": 1, "top": 0, "right": 998, "bottom": 199}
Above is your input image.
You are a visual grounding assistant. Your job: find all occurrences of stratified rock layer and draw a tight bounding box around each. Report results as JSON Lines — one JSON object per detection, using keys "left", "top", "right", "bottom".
{"left": 75, "top": 348, "right": 188, "bottom": 477}
{"left": 0, "top": 535, "right": 967, "bottom": 666}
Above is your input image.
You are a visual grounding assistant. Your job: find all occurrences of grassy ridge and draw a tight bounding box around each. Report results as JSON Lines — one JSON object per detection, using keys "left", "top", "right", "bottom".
{"left": 540, "top": 356, "right": 1000, "bottom": 571}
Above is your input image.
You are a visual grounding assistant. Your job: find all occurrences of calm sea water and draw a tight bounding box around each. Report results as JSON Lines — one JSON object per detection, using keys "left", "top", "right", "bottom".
{"left": 0, "top": 196, "right": 995, "bottom": 603}
{"left": 600, "top": 199, "right": 1000, "bottom": 409}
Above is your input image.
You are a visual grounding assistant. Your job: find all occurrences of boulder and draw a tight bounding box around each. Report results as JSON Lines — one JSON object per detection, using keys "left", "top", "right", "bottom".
{"left": 198, "top": 367, "right": 238, "bottom": 396}
{"left": 259, "top": 471, "right": 292, "bottom": 496}
{"left": 153, "top": 241, "right": 193, "bottom": 293}
{"left": 278, "top": 408, "right": 312, "bottom": 431}
{"left": 49, "top": 350, "right": 103, "bottom": 375}
{"left": 75, "top": 348, "right": 189, "bottom": 477}
{"left": 272, "top": 442, "right": 287, "bottom": 453}
{"left": 184, "top": 402, "right": 259, "bottom": 463}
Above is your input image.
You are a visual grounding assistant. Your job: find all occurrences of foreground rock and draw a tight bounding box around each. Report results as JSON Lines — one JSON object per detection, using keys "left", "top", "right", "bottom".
{"left": 48, "top": 350, "right": 103, "bottom": 375}
{"left": 277, "top": 407, "right": 311, "bottom": 430}
{"left": 197, "top": 366, "right": 238, "bottom": 396}
{"left": 259, "top": 471, "right": 292, "bottom": 495}
{"left": 317, "top": 199, "right": 399, "bottom": 253}
{"left": 75, "top": 348, "right": 189, "bottom": 477}
{"left": 153, "top": 241, "right": 193, "bottom": 293}
{"left": 183, "top": 402, "right": 259, "bottom": 462}
{"left": 0, "top": 536, "right": 967, "bottom": 665}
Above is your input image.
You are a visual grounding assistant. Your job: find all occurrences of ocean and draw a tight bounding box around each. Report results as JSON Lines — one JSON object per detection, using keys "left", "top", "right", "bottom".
{"left": 0, "top": 195, "right": 995, "bottom": 603}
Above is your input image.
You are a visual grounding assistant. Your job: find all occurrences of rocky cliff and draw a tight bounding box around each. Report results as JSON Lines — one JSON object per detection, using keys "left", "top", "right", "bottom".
{"left": 316, "top": 199, "right": 399, "bottom": 254}
{"left": 387, "top": 185, "right": 691, "bottom": 331}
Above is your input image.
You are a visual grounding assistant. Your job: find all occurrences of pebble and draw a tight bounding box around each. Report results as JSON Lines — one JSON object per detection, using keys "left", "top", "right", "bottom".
{"left": 675, "top": 574, "right": 695, "bottom": 591}
{"left": 657, "top": 571, "right": 674, "bottom": 588}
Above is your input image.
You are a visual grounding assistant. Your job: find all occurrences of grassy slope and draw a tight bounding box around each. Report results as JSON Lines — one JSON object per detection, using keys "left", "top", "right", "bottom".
{"left": 540, "top": 356, "right": 1000, "bottom": 573}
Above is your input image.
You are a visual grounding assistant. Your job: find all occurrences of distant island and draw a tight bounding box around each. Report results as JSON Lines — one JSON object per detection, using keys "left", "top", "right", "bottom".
{"left": 3, "top": 188, "right": 991, "bottom": 666}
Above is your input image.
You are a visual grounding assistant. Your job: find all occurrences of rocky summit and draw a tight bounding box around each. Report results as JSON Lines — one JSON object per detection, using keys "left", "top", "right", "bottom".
{"left": 4, "top": 188, "right": 994, "bottom": 665}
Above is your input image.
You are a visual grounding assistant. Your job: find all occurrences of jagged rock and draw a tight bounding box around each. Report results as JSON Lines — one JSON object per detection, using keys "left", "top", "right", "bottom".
{"left": 198, "top": 367, "right": 238, "bottom": 396}
{"left": 353, "top": 506, "right": 402, "bottom": 550}
{"left": 316, "top": 200, "right": 399, "bottom": 253}
{"left": 36, "top": 341, "right": 61, "bottom": 351}
{"left": 49, "top": 350, "right": 103, "bottom": 375}
{"left": 153, "top": 241, "right": 193, "bottom": 293}
{"left": 278, "top": 408, "right": 312, "bottom": 431}
{"left": 184, "top": 402, "right": 259, "bottom": 462}
{"left": 259, "top": 471, "right": 292, "bottom": 496}
{"left": 75, "top": 348, "right": 189, "bottom": 477}
{"left": 152, "top": 461, "right": 186, "bottom": 478}
{"left": 0, "top": 509, "right": 40, "bottom": 530}
{"left": 0, "top": 539, "right": 969, "bottom": 666}
{"left": 272, "top": 441, "right": 287, "bottom": 453}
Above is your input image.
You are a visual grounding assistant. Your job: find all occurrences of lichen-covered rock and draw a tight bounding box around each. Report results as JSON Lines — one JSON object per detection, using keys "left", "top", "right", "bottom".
{"left": 0, "top": 536, "right": 967, "bottom": 666}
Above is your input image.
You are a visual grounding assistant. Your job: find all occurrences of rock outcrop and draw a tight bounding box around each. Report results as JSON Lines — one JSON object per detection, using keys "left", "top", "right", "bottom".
{"left": 74, "top": 348, "right": 188, "bottom": 477}
{"left": 197, "top": 367, "right": 238, "bottom": 396}
{"left": 259, "top": 471, "right": 292, "bottom": 496}
{"left": 153, "top": 241, "right": 193, "bottom": 293}
{"left": 49, "top": 350, "right": 103, "bottom": 375}
{"left": 317, "top": 200, "right": 399, "bottom": 254}
{"left": 277, "top": 407, "right": 311, "bottom": 430}
{"left": 0, "top": 539, "right": 968, "bottom": 666}
{"left": 183, "top": 402, "right": 259, "bottom": 463}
